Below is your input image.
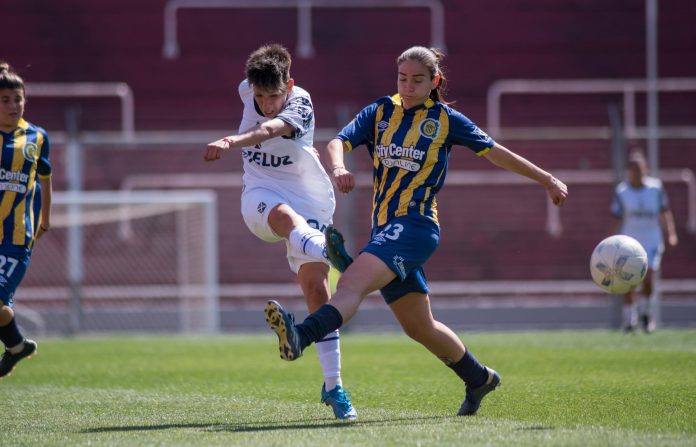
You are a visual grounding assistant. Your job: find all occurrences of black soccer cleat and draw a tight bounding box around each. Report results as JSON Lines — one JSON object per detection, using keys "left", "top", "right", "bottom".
{"left": 458, "top": 368, "right": 501, "bottom": 416}
{"left": 265, "top": 300, "right": 303, "bottom": 361}
{"left": 623, "top": 324, "right": 638, "bottom": 334}
{"left": 641, "top": 314, "right": 656, "bottom": 334}
{"left": 324, "top": 226, "right": 353, "bottom": 273}
{"left": 0, "top": 339, "right": 37, "bottom": 379}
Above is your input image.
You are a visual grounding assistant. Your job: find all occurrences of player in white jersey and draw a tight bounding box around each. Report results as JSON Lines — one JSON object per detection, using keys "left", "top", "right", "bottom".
{"left": 611, "top": 151, "right": 678, "bottom": 332}
{"left": 203, "top": 44, "right": 356, "bottom": 419}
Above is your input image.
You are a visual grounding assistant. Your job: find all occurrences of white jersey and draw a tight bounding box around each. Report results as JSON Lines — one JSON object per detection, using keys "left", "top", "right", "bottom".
{"left": 611, "top": 176, "right": 668, "bottom": 264}
{"left": 237, "top": 79, "right": 334, "bottom": 214}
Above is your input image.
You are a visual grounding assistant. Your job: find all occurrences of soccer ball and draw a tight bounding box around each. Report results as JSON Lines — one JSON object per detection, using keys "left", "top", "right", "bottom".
{"left": 590, "top": 235, "right": 648, "bottom": 294}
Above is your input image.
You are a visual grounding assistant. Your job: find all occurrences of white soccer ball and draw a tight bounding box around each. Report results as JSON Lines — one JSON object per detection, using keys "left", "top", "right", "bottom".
{"left": 590, "top": 235, "right": 648, "bottom": 294}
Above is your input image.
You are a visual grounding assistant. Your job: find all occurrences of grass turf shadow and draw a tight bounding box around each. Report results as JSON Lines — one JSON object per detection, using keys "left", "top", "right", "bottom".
{"left": 82, "top": 415, "right": 455, "bottom": 434}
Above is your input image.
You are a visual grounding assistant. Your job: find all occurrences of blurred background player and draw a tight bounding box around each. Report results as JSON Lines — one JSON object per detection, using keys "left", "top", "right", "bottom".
{"left": 265, "top": 46, "right": 568, "bottom": 416}
{"left": 0, "top": 62, "right": 52, "bottom": 378}
{"left": 203, "top": 44, "right": 356, "bottom": 419}
{"left": 611, "top": 150, "right": 678, "bottom": 332}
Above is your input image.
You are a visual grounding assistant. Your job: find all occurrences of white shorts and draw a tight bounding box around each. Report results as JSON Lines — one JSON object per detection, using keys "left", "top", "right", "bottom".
{"left": 624, "top": 231, "right": 664, "bottom": 271}
{"left": 643, "top": 242, "right": 665, "bottom": 271}
{"left": 241, "top": 186, "right": 334, "bottom": 273}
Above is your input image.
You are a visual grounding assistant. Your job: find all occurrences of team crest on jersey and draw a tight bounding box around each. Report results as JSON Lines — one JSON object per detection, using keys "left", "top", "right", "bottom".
{"left": 23, "top": 142, "right": 38, "bottom": 162}
{"left": 419, "top": 119, "right": 440, "bottom": 139}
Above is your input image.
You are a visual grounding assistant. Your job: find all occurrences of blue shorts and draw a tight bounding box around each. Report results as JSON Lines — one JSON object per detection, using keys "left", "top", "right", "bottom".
{"left": 0, "top": 247, "right": 31, "bottom": 308}
{"left": 361, "top": 215, "right": 440, "bottom": 304}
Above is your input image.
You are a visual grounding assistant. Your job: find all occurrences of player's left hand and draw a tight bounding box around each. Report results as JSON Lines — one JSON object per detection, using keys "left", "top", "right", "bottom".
{"left": 36, "top": 224, "right": 49, "bottom": 240}
{"left": 545, "top": 176, "right": 568, "bottom": 207}
{"left": 332, "top": 167, "right": 355, "bottom": 194}
{"left": 203, "top": 138, "right": 230, "bottom": 161}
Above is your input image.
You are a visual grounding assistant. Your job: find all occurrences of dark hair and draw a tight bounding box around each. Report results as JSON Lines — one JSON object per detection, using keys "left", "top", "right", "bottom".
{"left": 0, "top": 61, "right": 25, "bottom": 93}
{"left": 245, "top": 44, "right": 292, "bottom": 92}
{"left": 396, "top": 46, "right": 449, "bottom": 104}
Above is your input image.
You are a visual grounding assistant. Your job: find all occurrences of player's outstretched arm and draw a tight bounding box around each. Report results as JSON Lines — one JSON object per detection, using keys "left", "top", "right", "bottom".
{"left": 326, "top": 138, "right": 355, "bottom": 194}
{"left": 483, "top": 143, "right": 568, "bottom": 207}
{"left": 203, "top": 119, "right": 294, "bottom": 161}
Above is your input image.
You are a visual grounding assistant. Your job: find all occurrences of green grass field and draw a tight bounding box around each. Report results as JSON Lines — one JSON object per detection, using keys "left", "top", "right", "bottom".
{"left": 1, "top": 330, "right": 695, "bottom": 446}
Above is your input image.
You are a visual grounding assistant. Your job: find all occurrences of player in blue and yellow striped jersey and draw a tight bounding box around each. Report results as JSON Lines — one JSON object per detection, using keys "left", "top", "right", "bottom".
{"left": 265, "top": 46, "right": 568, "bottom": 416}
{"left": 0, "top": 62, "right": 52, "bottom": 378}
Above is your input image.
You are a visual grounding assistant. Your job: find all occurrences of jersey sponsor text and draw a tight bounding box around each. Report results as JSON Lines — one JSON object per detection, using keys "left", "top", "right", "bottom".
{"left": 243, "top": 150, "right": 294, "bottom": 167}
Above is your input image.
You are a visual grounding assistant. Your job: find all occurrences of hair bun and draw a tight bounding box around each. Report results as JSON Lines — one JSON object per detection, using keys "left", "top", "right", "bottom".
{"left": 429, "top": 48, "right": 445, "bottom": 62}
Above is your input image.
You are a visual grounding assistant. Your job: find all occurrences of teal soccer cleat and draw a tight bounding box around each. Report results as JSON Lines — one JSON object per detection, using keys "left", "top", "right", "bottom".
{"left": 458, "top": 368, "right": 501, "bottom": 416}
{"left": 324, "top": 226, "right": 353, "bottom": 273}
{"left": 265, "top": 300, "right": 303, "bottom": 361}
{"left": 0, "top": 339, "right": 37, "bottom": 379}
{"left": 321, "top": 383, "right": 358, "bottom": 420}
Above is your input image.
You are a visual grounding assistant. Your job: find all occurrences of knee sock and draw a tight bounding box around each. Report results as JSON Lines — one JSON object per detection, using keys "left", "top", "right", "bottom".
{"left": 316, "top": 330, "right": 342, "bottom": 390}
{"left": 289, "top": 223, "right": 327, "bottom": 262}
{"left": 0, "top": 318, "right": 24, "bottom": 351}
{"left": 449, "top": 349, "right": 488, "bottom": 389}
{"left": 296, "top": 304, "right": 343, "bottom": 350}
{"left": 623, "top": 303, "right": 638, "bottom": 327}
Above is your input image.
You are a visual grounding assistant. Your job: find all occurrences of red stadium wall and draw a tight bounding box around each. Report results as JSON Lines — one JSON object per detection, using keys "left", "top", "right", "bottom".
{"left": 4, "top": 0, "right": 696, "bottom": 284}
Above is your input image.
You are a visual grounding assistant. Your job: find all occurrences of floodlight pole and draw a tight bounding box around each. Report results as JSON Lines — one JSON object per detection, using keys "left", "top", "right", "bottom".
{"left": 646, "top": 0, "right": 659, "bottom": 175}
{"left": 646, "top": 0, "right": 662, "bottom": 327}
{"left": 65, "top": 107, "right": 84, "bottom": 335}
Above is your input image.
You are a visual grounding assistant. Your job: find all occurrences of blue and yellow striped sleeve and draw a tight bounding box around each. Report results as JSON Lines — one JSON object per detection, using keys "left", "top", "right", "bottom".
{"left": 446, "top": 107, "right": 496, "bottom": 155}
{"left": 36, "top": 128, "right": 52, "bottom": 178}
{"left": 337, "top": 100, "right": 381, "bottom": 152}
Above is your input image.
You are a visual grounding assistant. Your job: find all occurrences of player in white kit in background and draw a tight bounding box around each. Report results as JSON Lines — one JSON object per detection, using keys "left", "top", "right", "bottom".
{"left": 611, "top": 150, "right": 678, "bottom": 333}
{"left": 203, "top": 44, "right": 356, "bottom": 419}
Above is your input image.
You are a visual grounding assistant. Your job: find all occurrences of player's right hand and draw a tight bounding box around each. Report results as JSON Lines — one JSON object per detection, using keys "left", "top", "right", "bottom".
{"left": 203, "top": 139, "right": 229, "bottom": 161}
{"left": 545, "top": 176, "right": 568, "bottom": 207}
{"left": 331, "top": 167, "right": 355, "bottom": 194}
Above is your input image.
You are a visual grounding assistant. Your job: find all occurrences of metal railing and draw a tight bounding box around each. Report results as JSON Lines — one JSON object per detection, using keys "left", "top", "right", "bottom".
{"left": 120, "top": 168, "right": 696, "bottom": 238}
{"left": 162, "top": 0, "right": 446, "bottom": 59}
{"left": 25, "top": 83, "right": 135, "bottom": 142}
{"left": 486, "top": 78, "right": 696, "bottom": 140}
{"left": 543, "top": 169, "right": 696, "bottom": 237}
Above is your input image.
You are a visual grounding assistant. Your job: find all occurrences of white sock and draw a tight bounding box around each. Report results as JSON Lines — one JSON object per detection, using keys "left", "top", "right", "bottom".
{"left": 289, "top": 224, "right": 327, "bottom": 262}
{"left": 316, "top": 330, "right": 342, "bottom": 390}
{"left": 8, "top": 339, "right": 25, "bottom": 354}
{"left": 622, "top": 303, "right": 638, "bottom": 327}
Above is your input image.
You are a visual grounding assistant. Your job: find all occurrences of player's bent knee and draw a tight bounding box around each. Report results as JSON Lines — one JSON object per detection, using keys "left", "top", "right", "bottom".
{"left": 0, "top": 305, "right": 14, "bottom": 325}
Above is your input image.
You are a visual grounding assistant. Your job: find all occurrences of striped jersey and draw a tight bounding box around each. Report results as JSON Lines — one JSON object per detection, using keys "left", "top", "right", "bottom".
{"left": 0, "top": 118, "right": 52, "bottom": 248}
{"left": 338, "top": 94, "right": 495, "bottom": 228}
